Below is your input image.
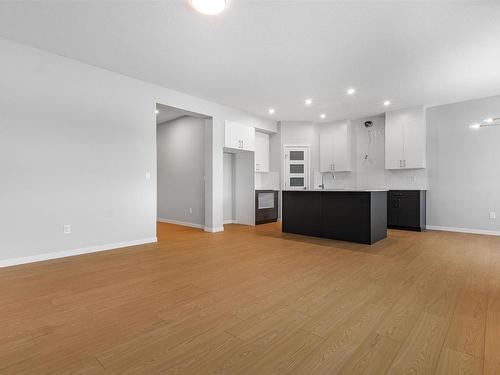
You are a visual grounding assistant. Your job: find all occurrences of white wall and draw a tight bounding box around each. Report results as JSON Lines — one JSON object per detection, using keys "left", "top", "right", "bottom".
{"left": 0, "top": 37, "right": 276, "bottom": 265}
{"left": 223, "top": 152, "right": 235, "bottom": 223}
{"left": 157, "top": 116, "right": 205, "bottom": 227}
{"left": 234, "top": 152, "right": 255, "bottom": 225}
{"left": 281, "top": 116, "right": 429, "bottom": 191}
{"left": 427, "top": 95, "right": 500, "bottom": 233}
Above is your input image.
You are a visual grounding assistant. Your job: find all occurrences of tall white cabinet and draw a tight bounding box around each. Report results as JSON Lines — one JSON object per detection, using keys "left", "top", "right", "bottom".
{"left": 385, "top": 106, "right": 426, "bottom": 169}
{"left": 224, "top": 120, "right": 255, "bottom": 152}
{"left": 319, "top": 120, "right": 352, "bottom": 172}
{"left": 254, "top": 131, "right": 270, "bottom": 172}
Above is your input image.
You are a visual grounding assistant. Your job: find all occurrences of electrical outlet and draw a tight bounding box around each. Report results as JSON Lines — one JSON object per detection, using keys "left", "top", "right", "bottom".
{"left": 188, "top": 207, "right": 193, "bottom": 214}
{"left": 63, "top": 224, "right": 71, "bottom": 234}
{"left": 411, "top": 175, "right": 417, "bottom": 184}
{"left": 145, "top": 172, "right": 151, "bottom": 181}
{"left": 490, "top": 211, "right": 496, "bottom": 220}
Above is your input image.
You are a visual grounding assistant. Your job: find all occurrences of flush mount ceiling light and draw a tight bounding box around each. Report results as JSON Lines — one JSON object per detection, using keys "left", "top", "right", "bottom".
{"left": 469, "top": 117, "right": 500, "bottom": 129}
{"left": 268, "top": 108, "right": 275, "bottom": 114}
{"left": 320, "top": 114, "right": 326, "bottom": 119}
{"left": 305, "top": 98, "right": 313, "bottom": 106}
{"left": 383, "top": 100, "right": 391, "bottom": 106}
{"left": 191, "top": 0, "right": 227, "bottom": 15}
{"left": 347, "top": 88, "right": 356, "bottom": 95}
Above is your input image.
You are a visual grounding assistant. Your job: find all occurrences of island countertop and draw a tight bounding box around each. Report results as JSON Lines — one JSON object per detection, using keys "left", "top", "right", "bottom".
{"left": 282, "top": 189, "right": 388, "bottom": 192}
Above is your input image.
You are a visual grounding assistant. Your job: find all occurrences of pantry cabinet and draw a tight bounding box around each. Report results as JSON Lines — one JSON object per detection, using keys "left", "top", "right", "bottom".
{"left": 385, "top": 106, "right": 426, "bottom": 169}
{"left": 319, "top": 120, "right": 352, "bottom": 172}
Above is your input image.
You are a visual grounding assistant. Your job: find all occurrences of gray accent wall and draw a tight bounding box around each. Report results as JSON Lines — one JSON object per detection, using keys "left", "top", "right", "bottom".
{"left": 157, "top": 116, "right": 205, "bottom": 227}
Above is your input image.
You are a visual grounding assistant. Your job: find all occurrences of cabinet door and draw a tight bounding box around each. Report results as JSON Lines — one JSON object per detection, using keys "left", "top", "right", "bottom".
{"left": 319, "top": 121, "right": 351, "bottom": 172}
{"left": 224, "top": 121, "right": 239, "bottom": 150}
{"left": 240, "top": 124, "right": 255, "bottom": 152}
{"left": 403, "top": 107, "right": 426, "bottom": 169}
{"left": 332, "top": 121, "right": 352, "bottom": 172}
{"left": 224, "top": 121, "right": 255, "bottom": 151}
{"left": 254, "top": 132, "right": 269, "bottom": 172}
{"left": 397, "top": 197, "right": 421, "bottom": 227}
{"left": 319, "top": 124, "right": 335, "bottom": 172}
{"left": 385, "top": 111, "right": 404, "bottom": 169}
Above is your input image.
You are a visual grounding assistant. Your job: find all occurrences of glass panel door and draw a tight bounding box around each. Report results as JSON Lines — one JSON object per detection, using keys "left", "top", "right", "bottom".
{"left": 284, "top": 146, "right": 309, "bottom": 190}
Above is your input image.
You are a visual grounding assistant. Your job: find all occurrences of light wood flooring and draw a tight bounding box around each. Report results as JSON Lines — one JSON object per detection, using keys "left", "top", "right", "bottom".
{"left": 1, "top": 222, "right": 500, "bottom": 374}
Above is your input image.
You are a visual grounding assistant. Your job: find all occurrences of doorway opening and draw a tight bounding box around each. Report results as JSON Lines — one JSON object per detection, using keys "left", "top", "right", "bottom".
{"left": 156, "top": 103, "right": 211, "bottom": 241}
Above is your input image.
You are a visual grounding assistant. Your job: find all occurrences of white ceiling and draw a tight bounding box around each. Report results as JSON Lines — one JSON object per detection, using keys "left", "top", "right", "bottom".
{"left": 0, "top": 1, "right": 499, "bottom": 122}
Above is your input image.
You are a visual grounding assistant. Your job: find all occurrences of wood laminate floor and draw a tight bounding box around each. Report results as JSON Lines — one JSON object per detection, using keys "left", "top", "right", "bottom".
{"left": 1, "top": 222, "right": 500, "bottom": 374}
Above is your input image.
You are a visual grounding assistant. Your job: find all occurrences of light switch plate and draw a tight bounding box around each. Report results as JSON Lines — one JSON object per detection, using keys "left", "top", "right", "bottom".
{"left": 63, "top": 224, "right": 71, "bottom": 234}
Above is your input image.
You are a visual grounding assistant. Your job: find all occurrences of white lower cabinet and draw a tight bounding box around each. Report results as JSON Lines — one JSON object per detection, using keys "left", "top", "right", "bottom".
{"left": 319, "top": 120, "right": 352, "bottom": 173}
{"left": 385, "top": 106, "right": 426, "bottom": 169}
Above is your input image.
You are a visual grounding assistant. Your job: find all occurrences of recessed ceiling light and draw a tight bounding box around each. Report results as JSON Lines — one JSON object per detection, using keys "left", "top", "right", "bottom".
{"left": 305, "top": 99, "right": 313, "bottom": 106}
{"left": 320, "top": 114, "right": 326, "bottom": 119}
{"left": 469, "top": 123, "right": 481, "bottom": 129}
{"left": 347, "top": 88, "right": 356, "bottom": 95}
{"left": 155, "top": 109, "right": 159, "bottom": 115}
{"left": 268, "top": 108, "right": 275, "bottom": 114}
{"left": 191, "top": 0, "right": 227, "bottom": 15}
{"left": 383, "top": 100, "right": 391, "bottom": 106}
{"left": 485, "top": 118, "right": 494, "bottom": 123}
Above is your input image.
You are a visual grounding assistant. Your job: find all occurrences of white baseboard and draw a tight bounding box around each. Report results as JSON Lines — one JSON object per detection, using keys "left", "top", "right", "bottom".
{"left": 204, "top": 226, "right": 224, "bottom": 233}
{"left": 157, "top": 218, "right": 204, "bottom": 229}
{"left": 223, "top": 219, "right": 235, "bottom": 224}
{"left": 427, "top": 225, "right": 500, "bottom": 237}
{"left": 0, "top": 237, "right": 158, "bottom": 269}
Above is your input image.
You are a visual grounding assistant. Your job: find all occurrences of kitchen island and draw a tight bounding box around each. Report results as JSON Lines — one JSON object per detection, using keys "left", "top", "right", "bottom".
{"left": 282, "top": 189, "right": 387, "bottom": 244}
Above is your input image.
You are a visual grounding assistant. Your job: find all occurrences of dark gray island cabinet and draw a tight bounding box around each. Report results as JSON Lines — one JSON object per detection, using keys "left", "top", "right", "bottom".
{"left": 282, "top": 190, "right": 387, "bottom": 244}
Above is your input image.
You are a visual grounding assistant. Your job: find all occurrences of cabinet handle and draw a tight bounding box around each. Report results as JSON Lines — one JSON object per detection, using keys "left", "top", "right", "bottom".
{"left": 399, "top": 160, "right": 402, "bottom": 168}
{"left": 403, "top": 160, "right": 406, "bottom": 168}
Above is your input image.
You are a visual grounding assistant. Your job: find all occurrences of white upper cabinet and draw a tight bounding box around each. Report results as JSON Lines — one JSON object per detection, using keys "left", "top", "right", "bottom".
{"left": 254, "top": 131, "right": 270, "bottom": 172}
{"left": 319, "top": 120, "right": 352, "bottom": 172}
{"left": 224, "top": 120, "right": 255, "bottom": 152}
{"left": 385, "top": 106, "right": 426, "bottom": 169}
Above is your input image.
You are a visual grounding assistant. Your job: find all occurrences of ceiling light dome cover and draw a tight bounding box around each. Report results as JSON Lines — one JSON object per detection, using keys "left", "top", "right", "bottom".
{"left": 191, "top": 0, "right": 227, "bottom": 15}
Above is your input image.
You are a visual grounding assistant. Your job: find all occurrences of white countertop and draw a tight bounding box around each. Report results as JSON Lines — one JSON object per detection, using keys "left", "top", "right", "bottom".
{"left": 282, "top": 189, "right": 388, "bottom": 192}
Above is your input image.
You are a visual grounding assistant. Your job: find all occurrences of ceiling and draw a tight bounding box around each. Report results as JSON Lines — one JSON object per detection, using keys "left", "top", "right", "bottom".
{"left": 0, "top": 1, "right": 499, "bottom": 122}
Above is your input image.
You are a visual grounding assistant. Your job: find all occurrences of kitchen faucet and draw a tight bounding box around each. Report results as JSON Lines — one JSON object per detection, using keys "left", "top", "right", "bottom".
{"left": 319, "top": 172, "right": 335, "bottom": 190}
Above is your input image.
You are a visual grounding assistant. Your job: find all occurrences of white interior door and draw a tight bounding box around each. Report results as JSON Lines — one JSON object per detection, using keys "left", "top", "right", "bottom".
{"left": 284, "top": 146, "right": 309, "bottom": 190}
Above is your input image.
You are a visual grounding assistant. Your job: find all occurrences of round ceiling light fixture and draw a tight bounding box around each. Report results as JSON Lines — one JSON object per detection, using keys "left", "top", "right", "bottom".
{"left": 191, "top": 0, "right": 227, "bottom": 15}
